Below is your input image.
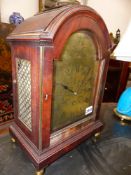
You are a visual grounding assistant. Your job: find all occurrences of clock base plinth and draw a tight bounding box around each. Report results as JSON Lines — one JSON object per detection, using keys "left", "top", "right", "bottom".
{"left": 9, "top": 120, "right": 103, "bottom": 170}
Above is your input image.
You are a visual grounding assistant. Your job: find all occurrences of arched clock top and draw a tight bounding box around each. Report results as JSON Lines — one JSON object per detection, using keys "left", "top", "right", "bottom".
{"left": 8, "top": 5, "right": 111, "bottom": 57}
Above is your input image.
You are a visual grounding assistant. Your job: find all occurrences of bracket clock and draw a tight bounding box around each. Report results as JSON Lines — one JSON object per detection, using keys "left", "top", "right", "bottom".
{"left": 7, "top": 5, "right": 111, "bottom": 175}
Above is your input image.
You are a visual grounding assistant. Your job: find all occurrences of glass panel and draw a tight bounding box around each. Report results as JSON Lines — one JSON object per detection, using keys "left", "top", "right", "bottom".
{"left": 16, "top": 58, "right": 32, "bottom": 131}
{"left": 51, "top": 31, "right": 98, "bottom": 132}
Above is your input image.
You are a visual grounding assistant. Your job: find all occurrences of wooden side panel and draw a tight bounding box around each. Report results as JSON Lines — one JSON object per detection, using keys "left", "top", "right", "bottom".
{"left": 11, "top": 42, "right": 40, "bottom": 148}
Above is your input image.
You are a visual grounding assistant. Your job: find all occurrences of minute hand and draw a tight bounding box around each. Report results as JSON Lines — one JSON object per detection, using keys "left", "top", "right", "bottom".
{"left": 60, "top": 83, "right": 77, "bottom": 95}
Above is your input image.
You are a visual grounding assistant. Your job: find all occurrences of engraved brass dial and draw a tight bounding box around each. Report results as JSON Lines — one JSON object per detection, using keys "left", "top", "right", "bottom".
{"left": 51, "top": 31, "right": 99, "bottom": 132}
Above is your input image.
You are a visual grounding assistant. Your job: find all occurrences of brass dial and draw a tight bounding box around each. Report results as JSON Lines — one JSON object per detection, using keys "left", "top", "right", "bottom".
{"left": 51, "top": 31, "right": 99, "bottom": 132}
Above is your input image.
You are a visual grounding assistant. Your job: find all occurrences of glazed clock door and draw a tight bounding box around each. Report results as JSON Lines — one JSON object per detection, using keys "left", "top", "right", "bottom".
{"left": 51, "top": 31, "right": 99, "bottom": 132}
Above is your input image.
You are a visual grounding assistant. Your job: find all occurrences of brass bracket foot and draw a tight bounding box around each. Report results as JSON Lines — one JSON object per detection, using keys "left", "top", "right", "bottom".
{"left": 36, "top": 169, "right": 44, "bottom": 175}
{"left": 92, "top": 132, "right": 101, "bottom": 143}
{"left": 11, "top": 138, "right": 16, "bottom": 143}
{"left": 94, "top": 132, "right": 101, "bottom": 138}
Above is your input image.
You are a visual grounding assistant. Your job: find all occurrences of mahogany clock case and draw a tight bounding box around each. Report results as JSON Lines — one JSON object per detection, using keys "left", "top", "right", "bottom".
{"left": 7, "top": 5, "right": 111, "bottom": 171}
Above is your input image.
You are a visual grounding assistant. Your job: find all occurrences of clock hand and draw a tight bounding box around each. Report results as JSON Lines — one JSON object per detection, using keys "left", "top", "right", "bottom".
{"left": 57, "top": 83, "right": 77, "bottom": 95}
{"left": 62, "top": 84, "right": 78, "bottom": 95}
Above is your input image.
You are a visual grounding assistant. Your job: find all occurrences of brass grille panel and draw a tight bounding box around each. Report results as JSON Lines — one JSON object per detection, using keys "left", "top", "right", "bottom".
{"left": 16, "top": 58, "right": 32, "bottom": 131}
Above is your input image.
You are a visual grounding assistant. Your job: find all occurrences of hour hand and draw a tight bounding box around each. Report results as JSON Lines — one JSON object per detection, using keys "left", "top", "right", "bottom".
{"left": 62, "top": 84, "right": 74, "bottom": 92}
{"left": 57, "top": 83, "right": 77, "bottom": 95}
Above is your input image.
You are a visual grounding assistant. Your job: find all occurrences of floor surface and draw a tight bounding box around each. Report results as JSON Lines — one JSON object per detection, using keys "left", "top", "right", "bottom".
{"left": 0, "top": 103, "right": 131, "bottom": 175}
